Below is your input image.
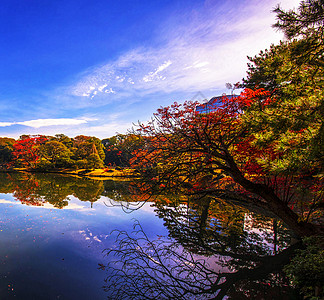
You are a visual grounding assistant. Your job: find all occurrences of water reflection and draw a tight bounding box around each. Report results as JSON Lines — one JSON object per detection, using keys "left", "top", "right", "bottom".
{"left": 0, "top": 172, "right": 106, "bottom": 208}
{"left": 0, "top": 172, "right": 302, "bottom": 298}
{"left": 103, "top": 194, "right": 300, "bottom": 299}
{"left": 0, "top": 172, "right": 161, "bottom": 300}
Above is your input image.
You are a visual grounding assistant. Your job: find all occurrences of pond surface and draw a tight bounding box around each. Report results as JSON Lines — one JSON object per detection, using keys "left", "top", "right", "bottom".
{"left": 0, "top": 172, "right": 299, "bottom": 299}
{"left": 0, "top": 172, "right": 168, "bottom": 299}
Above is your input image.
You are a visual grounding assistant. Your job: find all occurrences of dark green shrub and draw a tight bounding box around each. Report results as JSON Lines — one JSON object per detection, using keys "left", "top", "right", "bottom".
{"left": 284, "top": 236, "right": 324, "bottom": 299}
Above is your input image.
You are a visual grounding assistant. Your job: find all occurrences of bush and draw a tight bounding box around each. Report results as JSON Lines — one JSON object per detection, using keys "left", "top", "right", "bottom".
{"left": 36, "top": 158, "right": 53, "bottom": 171}
{"left": 284, "top": 236, "right": 324, "bottom": 299}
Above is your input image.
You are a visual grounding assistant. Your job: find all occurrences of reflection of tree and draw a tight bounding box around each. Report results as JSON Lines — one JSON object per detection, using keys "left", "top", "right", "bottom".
{"left": 72, "top": 179, "right": 104, "bottom": 207}
{"left": 100, "top": 190, "right": 297, "bottom": 299}
{"left": 155, "top": 196, "right": 291, "bottom": 264}
{"left": 0, "top": 172, "right": 104, "bottom": 208}
{"left": 0, "top": 173, "right": 20, "bottom": 193}
{"left": 11, "top": 173, "right": 46, "bottom": 207}
{"left": 103, "top": 221, "right": 220, "bottom": 299}
{"left": 98, "top": 180, "right": 297, "bottom": 298}
{"left": 102, "top": 217, "right": 299, "bottom": 300}
{"left": 154, "top": 197, "right": 249, "bottom": 257}
{"left": 101, "top": 180, "right": 155, "bottom": 212}
{"left": 101, "top": 180, "right": 132, "bottom": 202}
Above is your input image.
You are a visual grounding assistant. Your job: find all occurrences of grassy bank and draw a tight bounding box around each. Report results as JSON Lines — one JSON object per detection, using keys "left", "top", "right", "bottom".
{"left": 3, "top": 167, "right": 136, "bottom": 180}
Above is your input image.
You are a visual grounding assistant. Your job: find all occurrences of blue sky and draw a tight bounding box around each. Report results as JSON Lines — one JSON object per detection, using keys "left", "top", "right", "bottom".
{"left": 0, "top": 0, "right": 300, "bottom": 139}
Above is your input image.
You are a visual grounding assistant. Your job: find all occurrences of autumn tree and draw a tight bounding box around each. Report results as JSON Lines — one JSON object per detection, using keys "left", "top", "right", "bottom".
{"left": 6, "top": 133, "right": 108, "bottom": 170}
{"left": 128, "top": 0, "right": 324, "bottom": 238}
{"left": 102, "top": 2, "right": 323, "bottom": 298}
{"left": 11, "top": 135, "right": 48, "bottom": 169}
{"left": 130, "top": 90, "right": 323, "bottom": 237}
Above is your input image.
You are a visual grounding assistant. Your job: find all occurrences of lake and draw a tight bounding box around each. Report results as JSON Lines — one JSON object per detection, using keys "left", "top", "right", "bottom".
{"left": 0, "top": 172, "right": 299, "bottom": 299}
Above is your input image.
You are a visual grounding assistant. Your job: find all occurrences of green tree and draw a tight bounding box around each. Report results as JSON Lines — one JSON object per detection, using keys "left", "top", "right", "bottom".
{"left": 130, "top": 94, "right": 323, "bottom": 237}
{"left": 242, "top": 1, "right": 324, "bottom": 174}
{"left": 284, "top": 236, "right": 324, "bottom": 298}
{"left": 86, "top": 153, "right": 104, "bottom": 169}
{"left": 73, "top": 135, "right": 105, "bottom": 165}
{"left": 54, "top": 134, "right": 74, "bottom": 148}
{"left": 273, "top": 0, "right": 324, "bottom": 67}
{"left": 0, "top": 137, "right": 15, "bottom": 167}
{"left": 39, "top": 140, "right": 72, "bottom": 169}
{"left": 103, "top": 134, "right": 144, "bottom": 167}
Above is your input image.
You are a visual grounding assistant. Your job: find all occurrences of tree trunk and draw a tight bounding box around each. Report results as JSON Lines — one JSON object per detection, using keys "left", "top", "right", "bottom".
{"left": 226, "top": 155, "right": 322, "bottom": 237}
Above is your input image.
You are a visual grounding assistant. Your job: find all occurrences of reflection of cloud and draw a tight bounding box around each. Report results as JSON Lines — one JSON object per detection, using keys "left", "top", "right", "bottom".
{"left": 79, "top": 229, "right": 109, "bottom": 243}
{"left": 0, "top": 199, "right": 17, "bottom": 204}
{"left": 62, "top": 202, "right": 90, "bottom": 211}
{"left": 0, "top": 197, "right": 91, "bottom": 211}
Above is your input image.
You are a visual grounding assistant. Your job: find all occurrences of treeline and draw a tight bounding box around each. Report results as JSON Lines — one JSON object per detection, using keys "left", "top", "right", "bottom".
{"left": 0, "top": 133, "right": 141, "bottom": 171}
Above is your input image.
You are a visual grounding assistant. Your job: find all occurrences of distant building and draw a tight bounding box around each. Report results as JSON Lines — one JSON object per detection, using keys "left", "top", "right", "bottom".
{"left": 196, "top": 94, "right": 237, "bottom": 114}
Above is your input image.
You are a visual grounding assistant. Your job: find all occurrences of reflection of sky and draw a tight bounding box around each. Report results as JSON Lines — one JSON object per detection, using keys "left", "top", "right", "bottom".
{"left": 0, "top": 193, "right": 167, "bottom": 299}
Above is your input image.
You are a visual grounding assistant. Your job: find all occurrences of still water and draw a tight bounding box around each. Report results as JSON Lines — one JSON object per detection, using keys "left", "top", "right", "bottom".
{"left": 0, "top": 172, "right": 297, "bottom": 299}
{"left": 0, "top": 172, "right": 167, "bottom": 299}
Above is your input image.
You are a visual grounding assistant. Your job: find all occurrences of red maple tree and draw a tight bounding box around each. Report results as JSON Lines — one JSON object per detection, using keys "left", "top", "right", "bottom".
{"left": 11, "top": 135, "right": 48, "bottom": 169}
{"left": 130, "top": 89, "right": 323, "bottom": 237}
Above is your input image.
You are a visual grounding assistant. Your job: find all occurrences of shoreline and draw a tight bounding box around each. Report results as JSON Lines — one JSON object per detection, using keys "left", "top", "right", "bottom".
{"left": 0, "top": 167, "right": 137, "bottom": 179}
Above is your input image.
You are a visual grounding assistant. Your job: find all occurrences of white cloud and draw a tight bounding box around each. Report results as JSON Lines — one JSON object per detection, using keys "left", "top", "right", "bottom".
{"left": 16, "top": 112, "right": 132, "bottom": 139}
{"left": 17, "top": 118, "right": 88, "bottom": 128}
{"left": 65, "top": 0, "right": 300, "bottom": 103}
{"left": 185, "top": 61, "right": 209, "bottom": 69}
{"left": 143, "top": 60, "right": 172, "bottom": 82}
{"left": 0, "top": 122, "right": 14, "bottom": 127}
{"left": 77, "top": 121, "right": 133, "bottom": 138}
{"left": 8, "top": 0, "right": 299, "bottom": 140}
{"left": 98, "top": 84, "right": 108, "bottom": 92}
{"left": 0, "top": 118, "right": 90, "bottom": 129}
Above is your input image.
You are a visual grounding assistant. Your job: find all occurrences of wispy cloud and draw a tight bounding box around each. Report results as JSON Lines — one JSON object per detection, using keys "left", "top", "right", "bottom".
{"left": 18, "top": 118, "right": 88, "bottom": 128}
{"left": 143, "top": 60, "right": 172, "bottom": 82}
{"left": 0, "top": 122, "right": 14, "bottom": 127}
{"left": 0, "top": 118, "right": 90, "bottom": 128}
{"left": 73, "top": 121, "right": 133, "bottom": 137}
{"left": 0, "top": 0, "right": 300, "bottom": 140}
{"left": 65, "top": 0, "right": 300, "bottom": 103}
